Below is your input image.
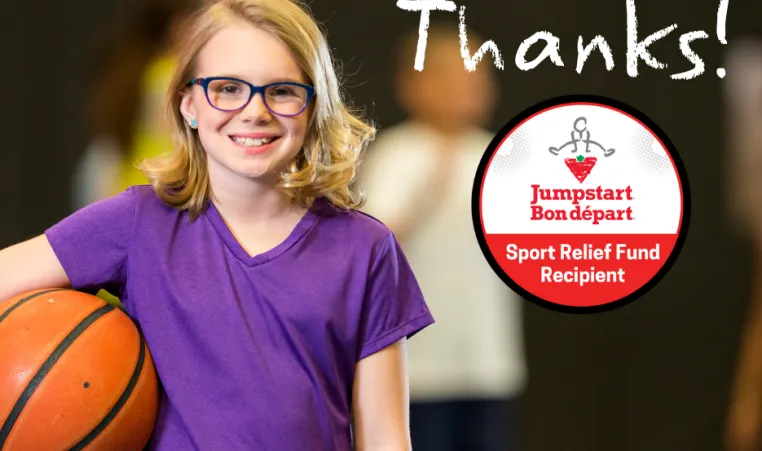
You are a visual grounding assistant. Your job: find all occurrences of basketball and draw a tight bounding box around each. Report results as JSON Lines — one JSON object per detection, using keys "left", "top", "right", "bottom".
{"left": 0, "top": 289, "right": 159, "bottom": 450}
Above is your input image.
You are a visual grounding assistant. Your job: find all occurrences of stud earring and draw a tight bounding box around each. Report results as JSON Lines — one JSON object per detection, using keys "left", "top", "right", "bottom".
{"left": 189, "top": 118, "right": 197, "bottom": 128}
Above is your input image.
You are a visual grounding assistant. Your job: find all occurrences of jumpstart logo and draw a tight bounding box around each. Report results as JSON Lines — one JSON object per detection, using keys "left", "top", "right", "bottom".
{"left": 550, "top": 116, "right": 615, "bottom": 183}
{"left": 473, "top": 95, "right": 690, "bottom": 313}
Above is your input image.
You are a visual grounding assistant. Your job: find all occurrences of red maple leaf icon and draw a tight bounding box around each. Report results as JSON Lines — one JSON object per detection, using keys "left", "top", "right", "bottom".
{"left": 565, "top": 156, "right": 597, "bottom": 183}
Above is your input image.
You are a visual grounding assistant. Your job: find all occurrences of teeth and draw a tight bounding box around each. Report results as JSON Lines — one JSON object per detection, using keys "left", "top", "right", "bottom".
{"left": 233, "top": 136, "right": 274, "bottom": 147}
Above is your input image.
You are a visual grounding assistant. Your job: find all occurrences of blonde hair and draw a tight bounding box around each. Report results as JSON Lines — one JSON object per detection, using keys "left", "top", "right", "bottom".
{"left": 139, "top": 0, "right": 375, "bottom": 219}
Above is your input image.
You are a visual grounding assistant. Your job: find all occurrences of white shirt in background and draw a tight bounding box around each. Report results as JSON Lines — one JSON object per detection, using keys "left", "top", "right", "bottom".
{"left": 360, "top": 121, "right": 527, "bottom": 401}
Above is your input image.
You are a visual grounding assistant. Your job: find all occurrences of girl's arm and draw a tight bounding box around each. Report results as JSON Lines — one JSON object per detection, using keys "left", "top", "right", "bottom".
{"left": 0, "top": 235, "right": 71, "bottom": 302}
{"left": 351, "top": 338, "right": 411, "bottom": 451}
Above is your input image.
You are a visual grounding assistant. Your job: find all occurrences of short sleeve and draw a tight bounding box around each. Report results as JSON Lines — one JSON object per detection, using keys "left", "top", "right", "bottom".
{"left": 358, "top": 231, "right": 435, "bottom": 360}
{"left": 45, "top": 187, "right": 137, "bottom": 295}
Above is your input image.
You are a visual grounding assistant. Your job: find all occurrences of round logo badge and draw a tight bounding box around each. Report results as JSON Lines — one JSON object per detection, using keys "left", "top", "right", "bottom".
{"left": 473, "top": 95, "right": 690, "bottom": 313}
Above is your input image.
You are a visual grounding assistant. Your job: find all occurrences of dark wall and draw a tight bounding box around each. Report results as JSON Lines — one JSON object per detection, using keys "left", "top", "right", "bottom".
{"left": 4, "top": 1, "right": 762, "bottom": 450}
{"left": 1, "top": 0, "right": 133, "bottom": 247}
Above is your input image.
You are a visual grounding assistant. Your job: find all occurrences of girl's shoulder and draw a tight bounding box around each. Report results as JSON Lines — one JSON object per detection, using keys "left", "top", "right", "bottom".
{"left": 125, "top": 184, "right": 190, "bottom": 220}
{"left": 128, "top": 184, "right": 168, "bottom": 206}
{"left": 311, "top": 198, "right": 395, "bottom": 248}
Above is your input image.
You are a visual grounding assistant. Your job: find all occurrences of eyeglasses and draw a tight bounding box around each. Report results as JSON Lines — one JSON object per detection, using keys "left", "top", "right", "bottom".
{"left": 186, "top": 77, "right": 315, "bottom": 117}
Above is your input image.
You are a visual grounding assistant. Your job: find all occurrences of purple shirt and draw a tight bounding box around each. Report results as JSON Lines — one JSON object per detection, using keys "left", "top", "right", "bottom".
{"left": 45, "top": 185, "right": 434, "bottom": 451}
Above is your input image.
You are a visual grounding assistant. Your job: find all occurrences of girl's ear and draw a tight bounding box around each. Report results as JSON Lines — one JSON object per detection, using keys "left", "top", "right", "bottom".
{"left": 180, "top": 90, "right": 197, "bottom": 127}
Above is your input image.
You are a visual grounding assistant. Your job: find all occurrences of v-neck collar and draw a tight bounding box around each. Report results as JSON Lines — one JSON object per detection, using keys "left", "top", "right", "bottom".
{"left": 204, "top": 199, "right": 319, "bottom": 267}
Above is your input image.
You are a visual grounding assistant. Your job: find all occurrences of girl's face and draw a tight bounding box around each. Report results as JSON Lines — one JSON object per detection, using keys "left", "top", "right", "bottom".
{"left": 181, "top": 22, "right": 312, "bottom": 186}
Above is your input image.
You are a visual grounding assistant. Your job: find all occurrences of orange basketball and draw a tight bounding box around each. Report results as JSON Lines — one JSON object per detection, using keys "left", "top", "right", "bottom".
{"left": 0, "top": 289, "right": 159, "bottom": 450}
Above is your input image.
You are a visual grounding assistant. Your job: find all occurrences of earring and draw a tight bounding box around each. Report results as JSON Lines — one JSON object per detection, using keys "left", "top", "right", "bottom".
{"left": 189, "top": 118, "right": 197, "bottom": 128}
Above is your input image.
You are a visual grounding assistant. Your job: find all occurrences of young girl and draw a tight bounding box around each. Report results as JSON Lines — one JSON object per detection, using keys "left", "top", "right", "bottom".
{"left": 0, "top": 0, "right": 434, "bottom": 449}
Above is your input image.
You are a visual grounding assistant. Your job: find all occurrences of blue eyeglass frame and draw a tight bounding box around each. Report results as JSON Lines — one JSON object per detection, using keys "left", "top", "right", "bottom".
{"left": 186, "top": 77, "right": 316, "bottom": 117}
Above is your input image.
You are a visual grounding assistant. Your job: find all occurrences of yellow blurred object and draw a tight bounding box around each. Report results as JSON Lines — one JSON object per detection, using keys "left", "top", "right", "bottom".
{"left": 116, "top": 55, "right": 177, "bottom": 194}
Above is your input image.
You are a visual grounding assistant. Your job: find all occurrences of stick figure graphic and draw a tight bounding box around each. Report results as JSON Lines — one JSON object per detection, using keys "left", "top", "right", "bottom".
{"left": 549, "top": 117, "right": 615, "bottom": 157}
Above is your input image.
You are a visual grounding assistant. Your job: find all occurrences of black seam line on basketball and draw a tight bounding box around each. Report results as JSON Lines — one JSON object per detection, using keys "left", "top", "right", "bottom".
{"left": 0, "top": 303, "right": 115, "bottom": 447}
{"left": 68, "top": 332, "right": 147, "bottom": 451}
{"left": 0, "top": 288, "right": 72, "bottom": 326}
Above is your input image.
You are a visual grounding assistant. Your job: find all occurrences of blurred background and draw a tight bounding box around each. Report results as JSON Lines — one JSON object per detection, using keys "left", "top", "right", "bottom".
{"left": 4, "top": 0, "right": 762, "bottom": 450}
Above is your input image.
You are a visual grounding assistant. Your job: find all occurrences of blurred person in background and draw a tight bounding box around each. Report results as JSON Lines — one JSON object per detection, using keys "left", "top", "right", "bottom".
{"left": 72, "top": 0, "right": 197, "bottom": 210}
{"left": 360, "top": 24, "right": 527, "bottom": 451}
{"left": 725, "top": 40, "right": 762, "bottom": 451}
